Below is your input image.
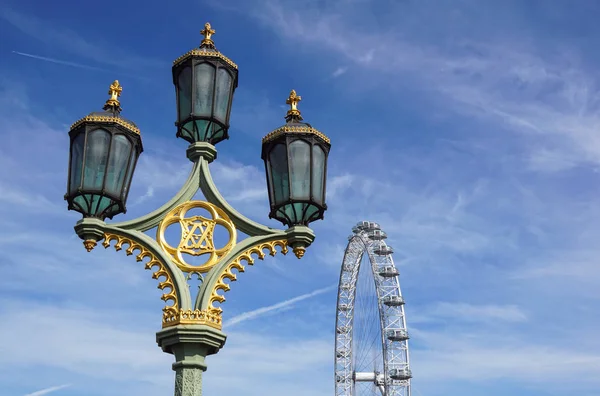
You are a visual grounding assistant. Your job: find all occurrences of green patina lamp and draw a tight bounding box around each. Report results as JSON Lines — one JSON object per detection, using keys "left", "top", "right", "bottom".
{"left": 172, "top": 22, "right": 239, "bottom": 145}
{"left": 65, "top": 80, "right": 143, "bottom": 222}
{"left": 261, "top": 90, "right": 331, "bottom": 227}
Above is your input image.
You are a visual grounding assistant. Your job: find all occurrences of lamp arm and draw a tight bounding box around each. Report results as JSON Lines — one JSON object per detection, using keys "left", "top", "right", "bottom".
{"left": 194, "top": 231, "right": 288, "bottom": 311}
{"left": 111, "top": 159, "right": 202, "bottom": 232}
{"left": 198, "top": 158, "right": 279, "bottom": 236}
{"left": 74, "top": 219, "right": 193, "bottom": 313}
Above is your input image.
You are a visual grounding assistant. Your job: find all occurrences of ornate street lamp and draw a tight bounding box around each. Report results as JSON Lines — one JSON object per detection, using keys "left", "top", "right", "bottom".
{"left": 65, "top": 23, "right": 330, "bottom": 396}
{"left": 172, "top": 22, "right": 238, "bottom": 145}
{"left": 65, "top": 80, "right": 142, "bottom": 224}
{"left": 262, "top": 90, "right": 330, "bottom": 235}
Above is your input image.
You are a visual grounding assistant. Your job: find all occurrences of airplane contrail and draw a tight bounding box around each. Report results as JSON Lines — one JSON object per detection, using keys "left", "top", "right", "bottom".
{"left": 226, "top": 284, "right": 336, "bottom": 327}
{"left": 24, "top": 384, "right": 72, "bottom": 396}
{"left": 11, "top": 51, "right": 150, "bottom": 81}
{"left": 12, "top": 51, "right": 107, "bottom": 71}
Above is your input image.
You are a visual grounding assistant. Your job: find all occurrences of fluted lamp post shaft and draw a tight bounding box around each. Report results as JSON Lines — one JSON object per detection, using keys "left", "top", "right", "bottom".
{"left": 64, "top": 23, "right": 331, "bottom": 396}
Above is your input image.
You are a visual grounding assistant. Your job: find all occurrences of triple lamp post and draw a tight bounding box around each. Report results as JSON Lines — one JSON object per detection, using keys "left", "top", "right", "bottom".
{"left": 63, "top": 23, "right": 331, "bottom": 395}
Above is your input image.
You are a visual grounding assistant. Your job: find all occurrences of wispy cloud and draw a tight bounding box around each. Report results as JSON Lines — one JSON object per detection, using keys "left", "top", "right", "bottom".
{"left": 411, "top": 302, "right": 528, "bottom": 324}
{"left": 226, "top": 285, "right": 337, "bottom": 327}
{"left": 332, "top": 66, "right": 348, "bottom": 78}
{"left": 217, "top": 0, "right": 600, "bottom": 172}
{"left": 24, "top": 384, "right": 72, "bottom": 396}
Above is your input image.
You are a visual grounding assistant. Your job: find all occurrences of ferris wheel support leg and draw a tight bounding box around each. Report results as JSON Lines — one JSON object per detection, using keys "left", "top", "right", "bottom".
{"left": 157, "top": 325, "right": 227, "bottom": 396}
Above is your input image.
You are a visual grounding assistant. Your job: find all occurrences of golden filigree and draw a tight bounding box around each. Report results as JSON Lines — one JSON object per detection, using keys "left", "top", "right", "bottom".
{"left": 102, "top": 233, "right": 179, "bottom": 324}
{"left": 200, "top": 22, "right": 216, "bottom": 47}
{"left": 286, "top": 89, "right": 302, "bottom": 119}
{"left": 104, "top": 80, "right": 122, "bottom": 110}
{"left": 70, "top": 115, "right": 141, "bottom": 135}
{"left": 157, "top": 200, "right": 237, "bottom": 273}
{"left": 262, "top": 124, "right": 330, "bottom": 144}
{"left": 207, "top": 240, "right": 289, "bottom": 315}
{"left": 163, "top": 308, "right": 222, "bottom": 329}
{"left": 172, "top": 49, "right": 238, "bottom": 69}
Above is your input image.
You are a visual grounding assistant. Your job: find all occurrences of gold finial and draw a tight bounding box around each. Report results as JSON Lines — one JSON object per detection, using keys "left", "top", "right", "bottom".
{"left": 104, "top": 80, "right": 122, "bottom": 111}
{"left": 293, "top": 246, "right": 306, "bottom": 259}
{"left": 286, "top": 89, "right": 303, "bottom": 120}
{"left": 200, "top": 22, "right": 216, "bottom": 47}
{"left": 83, "top": 239, "right": 97, "bottom": 252}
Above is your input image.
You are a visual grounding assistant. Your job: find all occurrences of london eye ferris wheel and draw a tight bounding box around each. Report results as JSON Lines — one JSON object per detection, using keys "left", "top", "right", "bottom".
{"left": 334, "top": 221, "right": 412, "bottom": 396}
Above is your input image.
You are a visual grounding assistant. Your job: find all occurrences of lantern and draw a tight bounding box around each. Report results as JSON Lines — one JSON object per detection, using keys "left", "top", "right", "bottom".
{"left": 65, "top": 80, "right": 143, "bottom": 220}
{"left": 261, "top": 90, "right": 331, "bottom": 227}
{"left": 172, "top": 22, "right": 239, "bottom": 145}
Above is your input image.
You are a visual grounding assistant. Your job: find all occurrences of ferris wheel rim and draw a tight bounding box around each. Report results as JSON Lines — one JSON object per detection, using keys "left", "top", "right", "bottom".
{"left": 334, "top": 221, "right": 412, "bottom": 396}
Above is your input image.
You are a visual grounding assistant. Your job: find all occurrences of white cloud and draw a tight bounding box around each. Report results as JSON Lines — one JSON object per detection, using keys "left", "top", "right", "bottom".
{"left": 411, "top": 327, "right": 600, "bottom": 384}
{"left": 332, "top": 66, "right": 348, "bottom": 78}
{"left": 411, "top": 302, "right": 527, "bottom": 324}
{"left": 221, "top": 0, "right": 600, "bottom": 172}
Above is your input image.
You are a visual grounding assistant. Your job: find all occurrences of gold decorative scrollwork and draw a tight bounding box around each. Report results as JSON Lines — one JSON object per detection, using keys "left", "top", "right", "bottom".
{"left": 102, "top": 233, "right": 179, "bottom": 324}
{"left": 157, "top": 200, "right": 237, "bottom": 273}
{"left": 207, "top": 240, "right": 289, "bottom": 316}
{"left": 163, "top": 308, "right": 222, "bottom": 329}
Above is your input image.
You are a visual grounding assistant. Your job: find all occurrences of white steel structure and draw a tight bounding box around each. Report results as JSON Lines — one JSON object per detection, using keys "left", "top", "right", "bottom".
{"left": 334, "top": 221, "right": 411, "bottom": 396}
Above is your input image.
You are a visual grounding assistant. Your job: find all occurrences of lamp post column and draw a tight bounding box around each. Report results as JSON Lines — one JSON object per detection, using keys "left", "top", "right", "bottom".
{"left": 157, "top": 325, "right": 226, "bottom": 396}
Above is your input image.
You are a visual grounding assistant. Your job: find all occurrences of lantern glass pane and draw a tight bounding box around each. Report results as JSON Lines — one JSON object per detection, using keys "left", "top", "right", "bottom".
{"left": 82, "top": 129, "right": 111, "bottom": 191}
{"left": 93, "top": 195, "right": 113, "bottom": 215}
{"left": 311, "top": 145, "right": 325, "bottom": 204}
{"left": 73, "top": 195, "right": 87, "bottom": 211}
{"left": 214, "top": 68, "right": 232, "bottom": 122}
{"left": 194, "top": 63, "right": 215, "bottom": 117}
{"left": 178, "top": 67, "right": 192, "bottom": 122}
{"left": 305, "top": 204, "right": 319, "bottom": 221}
{"left": 69, "top": 132, "right": 85, "bottom": 194}
{"left": 269, "top": 144, "right": 289, "bottom": 204}
{"left": 105, "top": 134, "right": 132, "bottom": 197}
{"left": 289, "top": 140, "right": 310, "bottom": 200}
{"left": 266, "top": 158, "right": 274, "bottom": 203}
{"left": 122, "top": 147, "right": 138, "bottom": 201}
{"left": 194, "top": 119, "right": 212, "bottom": 141}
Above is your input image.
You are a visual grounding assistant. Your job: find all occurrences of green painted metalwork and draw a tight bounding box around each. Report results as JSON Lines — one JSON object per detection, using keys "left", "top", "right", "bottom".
{"left": 112, "top": 158, "right": 202, "bottom": 232}
{"left": 72, "top": 142, "right": 317, "bottom": 395}
{"left": 198, "top": 156, "right": 277, "bottom": 237}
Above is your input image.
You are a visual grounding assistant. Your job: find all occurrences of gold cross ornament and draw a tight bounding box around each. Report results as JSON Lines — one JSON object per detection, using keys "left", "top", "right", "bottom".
{"left": 104, "top": 80, "right": 122, "bottom": 110}
{"left": 286, "top": 89, "right": 303, "bottom": 119}
{"left": 201, "top": 22, "right": 216, "bottom": 47}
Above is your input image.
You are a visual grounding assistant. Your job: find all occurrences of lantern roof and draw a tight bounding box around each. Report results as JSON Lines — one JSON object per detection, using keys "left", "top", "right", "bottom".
{"left": 172, "top": 22, "right": 238, "bottom": 70}
{"left": 262, "top": 90, "right": 331, "bottom": 144}
{"left": 70, "top": 80, "right": 140, "bottom": 135}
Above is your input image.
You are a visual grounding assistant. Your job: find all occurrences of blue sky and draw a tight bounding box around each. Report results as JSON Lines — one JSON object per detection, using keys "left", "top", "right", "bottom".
{"left": 1, "top": 0, "right": 600, "bottom": 395}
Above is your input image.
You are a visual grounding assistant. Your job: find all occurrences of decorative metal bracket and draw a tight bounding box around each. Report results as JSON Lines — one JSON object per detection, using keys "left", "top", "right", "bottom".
{"left": 73, "top": 142, "right": 315, "bottom": 330}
